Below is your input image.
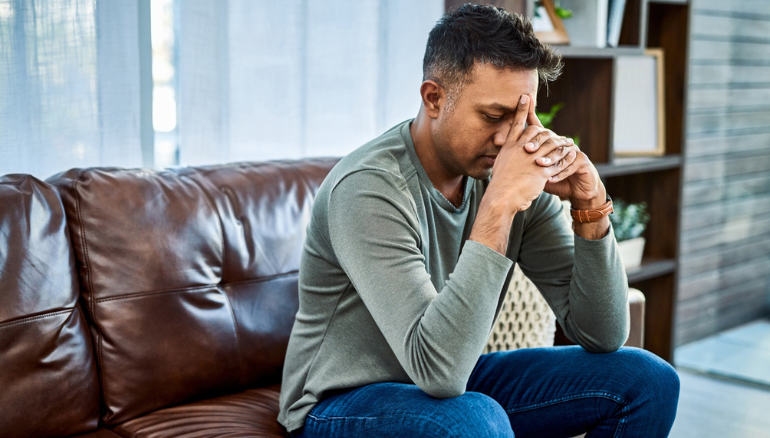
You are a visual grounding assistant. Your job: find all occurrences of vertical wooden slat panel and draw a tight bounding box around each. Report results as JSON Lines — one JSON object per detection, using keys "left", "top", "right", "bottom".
{"left": 677, "top": 0, "right": 770, "bottom": 346}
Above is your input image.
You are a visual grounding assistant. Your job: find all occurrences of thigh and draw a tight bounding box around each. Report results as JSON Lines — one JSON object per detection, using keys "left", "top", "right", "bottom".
{"left": 292, "top": 382, "right": 514, "bottom": 438}
{"left": 466, "top": 346, "right": 679, "bottom": 438}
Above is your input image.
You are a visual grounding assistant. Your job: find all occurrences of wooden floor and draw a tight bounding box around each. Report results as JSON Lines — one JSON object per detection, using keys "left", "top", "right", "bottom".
{"left": 670, "top": 369, "right": 770, "bottom": 438}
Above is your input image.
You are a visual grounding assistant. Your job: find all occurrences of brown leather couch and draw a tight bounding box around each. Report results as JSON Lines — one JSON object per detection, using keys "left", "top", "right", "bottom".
{"left": 0, "top": 159, "right": 644, "bottom": 438}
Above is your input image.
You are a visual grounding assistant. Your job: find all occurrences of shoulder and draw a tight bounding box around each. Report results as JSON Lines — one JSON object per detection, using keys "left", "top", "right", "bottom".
{"left": 329, "top": 168, "right": 413, "bottom": 216}
{"left": 326, "top": 121, "right": 414, "bottom": 197}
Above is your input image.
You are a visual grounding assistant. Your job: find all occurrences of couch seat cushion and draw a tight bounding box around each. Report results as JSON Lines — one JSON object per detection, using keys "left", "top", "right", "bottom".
{"left": 113, "top": 385, "right": 287, "bottom": 438}
{"left": 70, "top": 429, "right": 124, "bottom": 438}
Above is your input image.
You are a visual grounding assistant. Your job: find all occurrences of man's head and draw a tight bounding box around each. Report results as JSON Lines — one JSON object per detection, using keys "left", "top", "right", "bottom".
{"left": 414, "top": 5, "right": 563, "bottom": 182}
{"left": 423, "top": 4, "right": 562, "bottom": 109}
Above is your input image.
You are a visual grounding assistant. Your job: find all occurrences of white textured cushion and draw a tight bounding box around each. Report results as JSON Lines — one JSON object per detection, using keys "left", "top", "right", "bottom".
{"left": 485, "top": 264, "right": 556, "bottom": 353}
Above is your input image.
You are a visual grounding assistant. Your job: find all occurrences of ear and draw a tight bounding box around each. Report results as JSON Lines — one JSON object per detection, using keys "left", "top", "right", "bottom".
{"left": 419, "top": 80, "right": 444, "bottom": 119}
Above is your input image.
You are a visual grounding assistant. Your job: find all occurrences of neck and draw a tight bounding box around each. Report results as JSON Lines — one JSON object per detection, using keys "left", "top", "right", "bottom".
{"left": 410, "top": 108, "right": 465, "bottom": 205}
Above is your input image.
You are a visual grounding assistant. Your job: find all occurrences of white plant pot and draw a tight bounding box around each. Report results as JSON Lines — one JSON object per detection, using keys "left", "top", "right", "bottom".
{"left": 618, "top": 237, "right": 645, "bottom": 270}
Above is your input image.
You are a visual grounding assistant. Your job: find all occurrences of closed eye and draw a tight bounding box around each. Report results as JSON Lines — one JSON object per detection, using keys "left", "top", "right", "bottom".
{"left": 485, "top": 114, "right": 503, "bottom": 122}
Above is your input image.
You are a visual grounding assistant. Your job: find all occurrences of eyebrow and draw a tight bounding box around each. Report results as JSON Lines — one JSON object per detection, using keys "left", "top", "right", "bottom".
{"left": 479, "top": 102, "right": 537, "bottom": 113}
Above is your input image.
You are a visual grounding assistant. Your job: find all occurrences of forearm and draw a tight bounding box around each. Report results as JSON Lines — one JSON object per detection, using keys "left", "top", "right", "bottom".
{"left": 405, "top": 240, "right": 513, "bottom": 396}
{"left": 561, "top": 229, "right": 629, "bottom": 352}
{"left": 468, "top": 187, "right": 517, "bottom": 255}
{"left": 517, "top": 194, "right": 628, "bottom": 353}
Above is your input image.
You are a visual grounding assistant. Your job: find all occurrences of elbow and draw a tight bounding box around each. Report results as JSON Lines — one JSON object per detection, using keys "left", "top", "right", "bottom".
{"left": 582, "top": 327, "right": 629, "bottom": 354}
{"left": 417, "top": 378, "right": 466, "bottom": 399}
{"left": 584, "top": 339, "right": 624, "bottom": 354}
{"left": 572, "top": 307, "right": 630, "bottom": 354}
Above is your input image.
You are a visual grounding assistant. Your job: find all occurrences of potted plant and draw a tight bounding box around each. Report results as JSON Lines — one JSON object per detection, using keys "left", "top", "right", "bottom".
{"left": 609, "top": 199, "right": 650, "bottom": 270}
{"left": 537, "top": 103, "right": 580, "bottom": 146}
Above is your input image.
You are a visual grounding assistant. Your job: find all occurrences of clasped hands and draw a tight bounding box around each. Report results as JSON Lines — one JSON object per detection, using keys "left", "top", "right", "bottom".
{"left": 489, "top": 93, "right": 606, "bottom": 213}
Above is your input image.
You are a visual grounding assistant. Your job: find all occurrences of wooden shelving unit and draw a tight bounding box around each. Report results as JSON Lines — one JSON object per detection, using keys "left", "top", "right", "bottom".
{"left": 446, "top": 0, "right": 690, "bottom": 362}
{"left": 541, "top": 0, "right": 690, "bottom": 362}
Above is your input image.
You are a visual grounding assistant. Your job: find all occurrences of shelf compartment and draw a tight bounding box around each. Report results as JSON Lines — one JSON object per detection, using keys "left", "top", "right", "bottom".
{"left": 538, "top": 58, "right": 613, "bottom": 164}
{"left": 552, "top": 46, "right": 644, "bottom": 58}
{"left": 627, "top": 257, "right": 677, "bottom": 283}
{"left": 604, "top": 168, "right": 681, "bottom": 263}
{"left": 596, "top": 154, "right": 682, "bottom": 177}
{"left": 647, "top": 2, "right": 689, "bottom": 156}
{"left": 648, "top": 0, "right": 688, "bottom": 5}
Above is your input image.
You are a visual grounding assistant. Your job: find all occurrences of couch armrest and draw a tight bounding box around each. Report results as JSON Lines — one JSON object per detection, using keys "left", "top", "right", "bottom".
{"left": 625, "top": 288, "right": 646, "bottom": 348}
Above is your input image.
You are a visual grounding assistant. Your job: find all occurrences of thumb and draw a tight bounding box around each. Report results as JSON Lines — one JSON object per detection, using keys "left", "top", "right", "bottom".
{"left": 527, "top": 94, "right": 544, "bottom": 128}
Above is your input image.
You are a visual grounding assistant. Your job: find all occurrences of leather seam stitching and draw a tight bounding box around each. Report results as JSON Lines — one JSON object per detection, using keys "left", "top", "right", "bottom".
{"left": 91, "top": 271, "right": 300, "bottom": 304}
{"left": 184, "top": 174, "right": 246, "bottom": 383}
{"left": 94, "top": 285, "right": 213, "bottom": 303}
{"left": 0, "top": 308, "right": 74, "bottom": 329}
{"left": 184, "top": 174, "right": 228, "bottom": 281}
{"left": 73, "top": 172, "right": 109, "bottom": 422}
{"left": 224, "top": 271, "right": 299, "bottom": 286}
{"left": 0, "top": 175, "right": 30, "bottom": 186}
{"left": 221, "top": 286, "right": 245, "bottom": 385}
{"left": 107, "top": 427, "right": 131, "bottom": 438}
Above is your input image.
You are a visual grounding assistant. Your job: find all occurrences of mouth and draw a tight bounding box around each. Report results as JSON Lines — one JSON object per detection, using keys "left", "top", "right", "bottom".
{"left": 481, "top": 155, "right": 497, "bottom": 166}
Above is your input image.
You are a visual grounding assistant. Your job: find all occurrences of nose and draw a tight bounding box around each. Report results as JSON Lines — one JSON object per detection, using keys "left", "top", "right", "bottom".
{"left": 493, "top": 121, "right": 512, "bottom": 147}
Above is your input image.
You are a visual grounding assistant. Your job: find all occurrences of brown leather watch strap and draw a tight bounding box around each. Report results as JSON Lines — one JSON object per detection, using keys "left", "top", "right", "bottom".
{"left": 570, "top": 196, "right": 614, "bottom": 223}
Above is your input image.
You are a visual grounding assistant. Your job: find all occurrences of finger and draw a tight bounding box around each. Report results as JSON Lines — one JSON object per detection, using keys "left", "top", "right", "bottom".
{"left": 526, "top": 129, "right": 561, "bottom": 154}
{"left": 508, "top": 94, "right": 531, "bottom": 141}
{"left": 533, "top": 136, "right": 573, "bottom": 164}
{"left": 547, "top": 151, "right": 578, "bottom": 181}
{"left": 526, "top": 94, "right": 543, "bottom": 128}
{"left": 518, "top": 125, "right": 545, "bottom": 151}
{"left": 536, "top": 140, "right": 577, "bottom": 166}
{"left": 547, "top": 164, "right": 577, "bottom": 184}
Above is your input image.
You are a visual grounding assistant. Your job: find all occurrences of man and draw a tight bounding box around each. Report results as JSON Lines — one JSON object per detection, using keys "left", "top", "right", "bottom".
{"left": 278, "top": 5, "right": 679, "bottom": 437}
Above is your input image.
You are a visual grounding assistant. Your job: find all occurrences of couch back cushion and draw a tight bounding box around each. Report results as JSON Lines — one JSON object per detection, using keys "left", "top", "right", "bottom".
{"left": 0, "top": 175, "right": 101, "bottom": 437}
{"left": 48, "top": 159, "right": 338, "bottom": 425}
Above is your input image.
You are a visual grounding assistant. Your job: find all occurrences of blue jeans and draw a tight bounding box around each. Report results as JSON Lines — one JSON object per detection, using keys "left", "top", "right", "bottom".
{"left": 290, "top": 346, "right": 679, "bottom": 438}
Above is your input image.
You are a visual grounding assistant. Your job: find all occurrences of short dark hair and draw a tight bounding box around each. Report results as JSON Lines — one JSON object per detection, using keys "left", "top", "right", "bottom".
{"left": 423, "top": 4, "right": 563, "bottom": 94}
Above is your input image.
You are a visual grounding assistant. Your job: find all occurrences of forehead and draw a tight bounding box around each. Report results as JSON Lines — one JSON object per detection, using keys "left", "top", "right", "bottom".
{"left": 460, "top": 64, "right": 539, "bottom": 108}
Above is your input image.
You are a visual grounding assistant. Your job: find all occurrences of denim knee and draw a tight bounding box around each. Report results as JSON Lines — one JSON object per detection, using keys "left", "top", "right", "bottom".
{"left": 449, "top": 392, "right": 514, "bottom": 438}
{"left": 616, "top": 347, "right": 680, "bottom": 412}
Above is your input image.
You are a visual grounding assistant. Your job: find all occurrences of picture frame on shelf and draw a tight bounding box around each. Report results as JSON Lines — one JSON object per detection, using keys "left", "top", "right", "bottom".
{"left": 612, "top": 48, "right": 666, "bottom": 157}
{"left": 559, "top": 0, "right": 608, "bottom": 48}
{"left": 533, "top": 0, "right": 570, "bottom": 45}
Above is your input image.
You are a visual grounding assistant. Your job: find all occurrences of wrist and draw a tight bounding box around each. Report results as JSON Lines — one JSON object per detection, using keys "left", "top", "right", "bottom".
{"left": 569, "top": 186, "right": 607, "bottom": 210}
{"left": 471, "top": 192, "right": 517, "bottom": 255}
{"left": 485, "top": 181, "right": 524, "bottom": 214}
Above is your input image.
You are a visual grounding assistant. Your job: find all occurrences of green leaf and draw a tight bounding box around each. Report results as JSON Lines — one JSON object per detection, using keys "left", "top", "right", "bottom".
{"left": 609, "top": 199, "right": 650, "bottom": 242}
{"left": 535, "top": 102, "right": 564, "bottom": 130}
{"left": 555, "top": 7, "right": 573, "bottom": 19}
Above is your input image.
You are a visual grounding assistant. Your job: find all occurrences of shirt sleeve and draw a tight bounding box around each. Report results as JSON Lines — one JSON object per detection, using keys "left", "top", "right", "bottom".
{"left": 516, "top": 193, "right": 630, "bottom": 353}
{"left": 327, "top": 169, "right": 513, "bottom": 398}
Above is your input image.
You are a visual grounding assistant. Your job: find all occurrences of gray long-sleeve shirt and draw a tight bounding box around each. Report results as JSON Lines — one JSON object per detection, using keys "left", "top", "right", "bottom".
{"left": 277, "top": 120, "right": 629, "bottom": 432}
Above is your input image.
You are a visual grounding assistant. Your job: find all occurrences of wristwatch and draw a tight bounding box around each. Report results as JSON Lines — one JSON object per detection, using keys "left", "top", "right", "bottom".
{"left": 570, "top": 194, "right": 613, "bottom": 223}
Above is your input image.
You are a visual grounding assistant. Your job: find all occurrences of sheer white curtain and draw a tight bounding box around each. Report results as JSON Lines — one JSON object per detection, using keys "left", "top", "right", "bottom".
{"left": 0, "top": 0, "right": 143, "bottom": 178}
{"left": 0, "top": 0, "right": 444, "bottom": 176}
{"left": 176, "top": 0, "right": 444, "bottom": 165}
